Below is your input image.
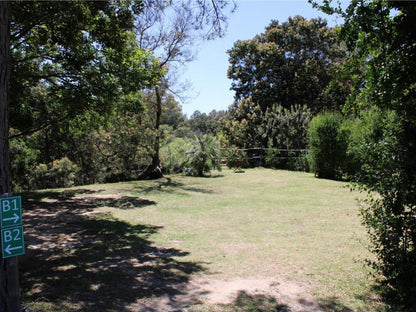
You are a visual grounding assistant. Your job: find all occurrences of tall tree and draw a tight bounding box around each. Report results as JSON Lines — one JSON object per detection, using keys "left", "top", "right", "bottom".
{"left": 2, "top": 1, "right": 161, "bottom": 308}
{"left": 1, "top": 2, "right": 20, "bottom": 312}
{"left": 10, "top": 1, "right": 161, "bottom": 138}
{"left": 7, "top": 0, "right": 163, "bottom": 186}
{"left": 222, "top": 97, "right": 262, "bottom": 148}
{"left": 135, "top": 0, "right": 234, "bottom": 178}
{"left": 227, "top": 16, "right": 347, "bottom": 114}
{"left": 312, "top": 0, "right": 416, "bottom": 309}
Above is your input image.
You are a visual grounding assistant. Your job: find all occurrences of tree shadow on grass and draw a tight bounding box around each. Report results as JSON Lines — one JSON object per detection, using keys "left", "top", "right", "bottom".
{"left": 137, "top": 177, "right": 215, "bottom": 195}
{"left": 316, "top": 297, "right": 354, "bottom": 312}
{"left": 221, "top": 292, "right": 364, "bottom": 312}
{"left": 20, "top": 191, "right": 205, "bottom": 311}
{"left": 22, "top": 189, "right": 157, "bottom": 212}
{"left": 221, "top": 291, "right": 291, "bottom": 312}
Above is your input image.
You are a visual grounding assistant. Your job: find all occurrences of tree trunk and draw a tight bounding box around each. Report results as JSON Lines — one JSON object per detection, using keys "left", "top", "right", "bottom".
{"left": 138, "top": 86, "right": 163, "bottom": 180}
{"left": 152, "top": 86, "right": 162, "bottom": 167}
{"left": 0, "top": 2, "right": 21, "bottom": 311}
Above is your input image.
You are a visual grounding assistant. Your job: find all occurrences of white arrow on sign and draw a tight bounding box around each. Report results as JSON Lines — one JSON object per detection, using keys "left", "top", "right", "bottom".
{"left": 5, "top": 244, "right": 23, "bottom": 255}
{"left": 2, "top": 213, "right": 20, "bottom": 224}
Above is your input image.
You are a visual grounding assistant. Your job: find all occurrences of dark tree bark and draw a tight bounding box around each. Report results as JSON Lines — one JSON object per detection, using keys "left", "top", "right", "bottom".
{"left": 137, "top": 85, "right": 164, "bottom": 180}
{"left": 0, "top": 2, "right": 21, "bottom": 311}
{"left": 150, "top": 85, "right": 163, "bottom": 176}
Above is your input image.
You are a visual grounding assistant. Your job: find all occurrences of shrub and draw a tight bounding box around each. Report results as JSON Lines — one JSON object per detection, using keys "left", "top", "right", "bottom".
{"left": 160, "top": 137, "right": 191, "bottom": 174}
{"left": 224, "top": 147, "right": 248, "bottom": 170}
{"left": 308, "top": 112, "right": 349, "bottom": 180}
{"left": 288, "top": 151, "right": 310, "bottom": 172}
{"left": 30, "top": 157, "right": 79, "bottom": 189}
{"left": 260, "top": 104, "right": 312, "bottom": 150}
{"left": 9, "top": 132, "right": 40, "bottom": 192}
{"left": 345, "top": 108, "right": 392, "bottom": 182}
{"left": 264, "top": 148, "right": 280, "bottom": 169}
{"left": 349, "top": 109, "right": 416, "bottom": 308}
{"left": 184, "top": 134, "right": 221, "bottom": 177}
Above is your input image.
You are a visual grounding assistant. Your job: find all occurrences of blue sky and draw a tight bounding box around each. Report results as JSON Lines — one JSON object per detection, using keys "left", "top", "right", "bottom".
{"left": 178, "top": 0, "right": 345, "bottom": 117}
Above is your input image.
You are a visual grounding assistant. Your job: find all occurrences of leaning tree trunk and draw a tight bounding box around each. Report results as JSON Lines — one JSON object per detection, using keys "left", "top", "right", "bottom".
{"left": 0, "top": 2, "right": 21, "bottom": 311}
{"left": 138, "top": 86, "right": 163, "bottom": 179}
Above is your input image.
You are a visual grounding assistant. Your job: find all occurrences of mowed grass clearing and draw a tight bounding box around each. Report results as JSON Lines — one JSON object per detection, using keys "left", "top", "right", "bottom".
{"left": 21, "top": 168, "right": 384, "bottom": 311}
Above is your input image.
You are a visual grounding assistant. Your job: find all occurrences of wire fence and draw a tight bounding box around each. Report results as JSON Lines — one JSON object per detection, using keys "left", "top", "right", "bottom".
{"left": 219, "top": 147, "right": 310, "bottom": 170}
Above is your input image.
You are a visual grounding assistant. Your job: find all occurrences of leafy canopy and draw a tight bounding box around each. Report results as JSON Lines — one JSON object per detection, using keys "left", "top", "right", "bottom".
{"left": 10, "top": 1, "right": 162, "bottom": 137}
{"left": 311, "top": 1, "right": 416, "bottom": 308}
{"left": 227, "top": 16, "right": 347, "bottom": 114}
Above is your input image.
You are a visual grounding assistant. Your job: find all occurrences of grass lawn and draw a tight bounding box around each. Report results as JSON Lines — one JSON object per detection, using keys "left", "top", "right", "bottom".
{"left": 20, "top": 168, "right": 385, "bottom": 312}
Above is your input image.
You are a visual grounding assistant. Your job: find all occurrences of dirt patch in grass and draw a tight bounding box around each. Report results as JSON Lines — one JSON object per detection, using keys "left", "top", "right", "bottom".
{"left": 128, "top": 274, "right": 362, "bottom": 312}
{"left": 193, "top": 276, "right": 316, "bottom": 308}
{"left": 186, "top": 276, "right": 320, "bottom": 312}
{"left": 129, "top": 274, "right": 347, "bottom": 312}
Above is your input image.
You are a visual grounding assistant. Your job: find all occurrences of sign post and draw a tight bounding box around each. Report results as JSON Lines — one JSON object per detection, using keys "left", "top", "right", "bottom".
{"left": 0, "top": 196, "right": 25, "bottom": 259}
{"left": 1, "top": 226, "right": 25, "bottom": 258}
{"left": 0, "top": 196, "right": 22, "bottom": 227}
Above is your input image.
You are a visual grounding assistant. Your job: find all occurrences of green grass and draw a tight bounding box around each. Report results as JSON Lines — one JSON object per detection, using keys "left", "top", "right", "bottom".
{"left": 20, "top": 168, "right": 385, "bottom": 311}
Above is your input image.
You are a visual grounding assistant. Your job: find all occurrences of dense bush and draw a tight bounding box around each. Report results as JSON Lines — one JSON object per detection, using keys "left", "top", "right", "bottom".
{"left": 160, "top": 137, "right": 191, "bottom": 174}
{"left": 344, "top": 108, "right": 391, "bottom": 180}
{"left": 307, "top": 112, "right": 349, "bottom": 180}
{"left": 289, "top": 151, "right": 310, "bottom": 172}
{"left": 183, "top": 134, "right": 221, "bottom": 177}
{"left": 29, "top": 157, "right": 79, "bottom": 190}
{"left": 309, "top": 107, "right": 416, "bottom": 308}
{"left": 68, "top": 129, "right": 107, "bottom": 185}
{"left": 9, "top": 132, "right": 39, "bottom": 192}
{"left": 348, "top": 109, "right": 416, "bottom": 307}
{"left": 224, "top": 147, "right": 248, "bottom": 170}
{"left": 317, "top": 2, "right": 416, "bottom": 307}
{"left": 260, "top": 104, "right": 312, "bottom": 150}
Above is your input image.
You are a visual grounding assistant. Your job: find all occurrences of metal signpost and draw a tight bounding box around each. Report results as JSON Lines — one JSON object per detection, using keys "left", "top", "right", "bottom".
{"left": 0, "top": 196, "right": 25, "bottom": 258}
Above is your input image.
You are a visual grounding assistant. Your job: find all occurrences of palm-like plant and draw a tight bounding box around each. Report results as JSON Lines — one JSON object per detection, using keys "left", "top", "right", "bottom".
{"left": 184, "top": 134, "right": 221, "bottom": 177}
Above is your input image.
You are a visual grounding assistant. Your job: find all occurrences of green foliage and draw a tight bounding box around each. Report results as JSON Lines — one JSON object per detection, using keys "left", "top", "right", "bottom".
{"left": 312, "top": 1, "right": 416, "bottom": 308}
{"left": 160, "top": 137, "right": 191, "bottom": 174}
{"left": 10, "top": 109, "right": 157, "bottom": 188}
{"left": 9, "top": 131, "right": 39, "bottom": 192}
{"left": 183, "top": 134, "right": 221, "bottom": 177}
{"left": 10, "top": 1, "right": 161, "bottom": 136}
{"left": 308, "top": 112, "right": 349, "bottom": 180}
{"left": 6, "top": 0, "right": 165, "bottom": 189}
{"left": 67, "top": 130, "right": 106, "bottom": 185}
{"left": 6, "top": 0, "right": 237, "bottom": 188}
{"left": 227, "top": 16, "right": 348, "bottom": 114}
{"left": 102, "top": 114, "right": 154, "bottom": 182}
{"left": 222, "top": 102, "right": 312, "bottom": 170}
{"left": 224, "top": 148, "right": 248, "bottom": 170}
{"left": 348, "top": 108, "right": 415, "bottom": 308}
{"left": 263, "top": 148, "right": 310, "bottom": 172}
{"left": 161, "top": 94, "right": 185, "bottom": 130}
{"left": 222, "top": 97, "right": 262, "bottom": 148}
{"left": 30, "top": 157, "right": 79, "bottom": 190}
{"left": 291, "top": 151, "right": 310, "bottom": 172}
{"left": 343, "top": 108, "right": 392, "bottom": 180}
{"left": 259, "top": 104, "right": 312, "bottom": 149}
{"left": 263, "top": 148, "right": 280, "bottom": 169}
{"left": 187, "top": 110, "right": 225, "bottom": 136}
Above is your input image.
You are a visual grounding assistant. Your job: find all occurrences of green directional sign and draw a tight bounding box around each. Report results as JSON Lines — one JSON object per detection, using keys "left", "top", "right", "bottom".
{"left": 0, "top": 196, "right": 22, "bottom": 228}
{"left": 0, "top": 196, "right": 25, "bottom": 258}
{"left": 1, "top": 226, "right": 25, "bottom": 258}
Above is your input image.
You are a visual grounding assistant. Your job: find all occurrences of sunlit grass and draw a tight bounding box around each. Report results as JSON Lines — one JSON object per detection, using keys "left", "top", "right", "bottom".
{"left": 99, "top": 168, "right": 379, "bottom": 310}
{"left": 21, "top": 168, "right": 384, "bottom": 311}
